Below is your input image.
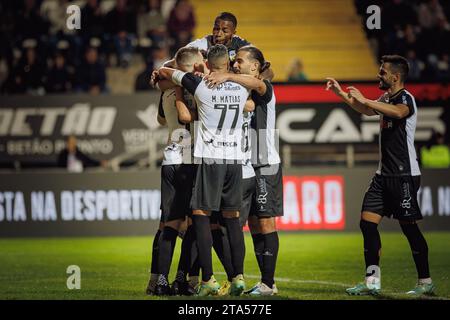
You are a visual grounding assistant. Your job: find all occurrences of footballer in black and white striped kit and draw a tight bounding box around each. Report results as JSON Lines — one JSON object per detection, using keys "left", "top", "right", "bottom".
{"left": 327, "top": 55, "right": 435, "bottom": 296}
{"left": 158, "top": 44, "right": 259, "bottom": 296}
{"left": 205, "top": 45, "right": 283, "bottom": 296}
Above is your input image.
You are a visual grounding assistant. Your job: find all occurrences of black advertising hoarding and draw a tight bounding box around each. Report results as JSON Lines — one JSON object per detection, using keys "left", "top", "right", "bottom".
{"left": 273, "top": 83, "right": 450, "bottom": 146}
{"left": 1, "top": 83, "right": 449, "bottom": 167}
{"left": 0, "top": 168, "right": 449, "bottom": 237}
{"left": 0, "top": 93, "right": 167, "bottom": 166}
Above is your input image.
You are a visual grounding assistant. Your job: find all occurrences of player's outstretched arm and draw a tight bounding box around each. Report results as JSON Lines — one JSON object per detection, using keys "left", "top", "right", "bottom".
{"left": 325, "top": 78, "right": 376, "bottom": 116}
{"left": 350, "top": 93, "right": 410, "bottom": 119}
{"left": 204, "top": 72, "right": 267, "bottom": 96}
{"left": 175, "top": 87, "right": 197, "bottom": 123}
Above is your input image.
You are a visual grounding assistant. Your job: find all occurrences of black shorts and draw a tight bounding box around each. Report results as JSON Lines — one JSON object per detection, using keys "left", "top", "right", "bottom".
{"left": 240, "top": 176, "right": 256, "bottom": 227}
{"left": 210, "top": 176, "right": 255, "bottom": 227}
{"left": 190, "top": 162, "right": 242, "bottom": 212}
{"left": 160, "top": 164, "right": 195, "bottom": 223}
{"left": 362, "top": 174, "right": 422, "bottom": 221}
{"left": 250, "top": 164, "right": 284, "bottom": 218}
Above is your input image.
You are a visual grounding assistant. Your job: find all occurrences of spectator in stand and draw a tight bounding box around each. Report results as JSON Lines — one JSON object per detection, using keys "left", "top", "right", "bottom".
{"left": 58, "top": 135, "right": 108, "bottom": 172}
{"left": 167, "top": 0, "right": 196, "bottom": 53}
{"left": 106, "top": 0, "right": 137, "bottom": 68}
{"left": 40, "top": 0, "right": 83, "bottom": 66}
{"left": 418, "top": 0, "right": 446, "bottom": 30}
{"left": 137, "top": 0, "right": 167, "bottom": 45}
{"left": 421, "top": 131, "right": 450, "bottom": 168}
{"left": 406, "top": 50, "right": 424, "bottom": 80}
{"left": 12, "top": 46, "right": 45, "bottom": 94}
{"left": 45, "top": 52, "right": 73, "bottom": 93}
{"left": 287, "top": 58, "right": 308, "bottom": 82}
{"left": 76, "top": 46, "right": 107, "bottom": 94}
{"left": 436, "top": 53, "right": 450, "bottom": 81}
{"left": 14, "top": 0, "right": 49, "bottom": 43}
{"left": 80, "top": 0, "right": 105, "bottom": 39}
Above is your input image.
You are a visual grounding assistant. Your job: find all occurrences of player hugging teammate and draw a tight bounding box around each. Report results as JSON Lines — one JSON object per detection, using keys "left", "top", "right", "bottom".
{"left": 145, "top": 12, "right": 283, "bottom": 297}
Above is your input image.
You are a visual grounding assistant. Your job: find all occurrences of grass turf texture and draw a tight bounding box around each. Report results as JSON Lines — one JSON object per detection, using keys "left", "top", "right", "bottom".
{"left": 0, "top": 232, "right": 449, "bottom": 300}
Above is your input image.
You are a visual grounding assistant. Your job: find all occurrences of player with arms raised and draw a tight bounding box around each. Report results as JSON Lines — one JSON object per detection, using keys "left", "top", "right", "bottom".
{"left": 326, "top": 55, "right": 435, "bottom": 296}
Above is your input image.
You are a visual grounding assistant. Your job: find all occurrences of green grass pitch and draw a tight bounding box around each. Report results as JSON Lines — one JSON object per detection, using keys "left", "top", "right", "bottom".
{"left": 0, "top": 232, "right": 449, "bottom": 300}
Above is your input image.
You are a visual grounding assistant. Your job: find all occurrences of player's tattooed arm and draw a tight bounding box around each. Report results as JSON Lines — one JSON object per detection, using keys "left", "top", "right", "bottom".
{"left": 325, "top": 78, "right": 376, "bottom": 116}
{"left": 347, "top": 86, "right": 410, "bottom": 119}
{"left": 204, "top": 72, "right": 267, "bottom": 96}
{"left": 175, "top": 87, "right": 197, "bottom": 123}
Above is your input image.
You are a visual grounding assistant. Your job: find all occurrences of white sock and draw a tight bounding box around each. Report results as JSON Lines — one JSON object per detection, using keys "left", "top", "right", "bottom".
{"left": 365, "top": 276, "right": 380, "bottom": 284}
{"left": 418, "top": 278, "right": 432, "bottom": 285}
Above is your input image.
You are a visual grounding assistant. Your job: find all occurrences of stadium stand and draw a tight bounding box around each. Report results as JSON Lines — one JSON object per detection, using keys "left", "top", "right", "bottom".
{"left": 355, "top": 0, "right": 450, "bottom": 81}
{"left": 190, "top": 0, "right": 379, "bottom": 81}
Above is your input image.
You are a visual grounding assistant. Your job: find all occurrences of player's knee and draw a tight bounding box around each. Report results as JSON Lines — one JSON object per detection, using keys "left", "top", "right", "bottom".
{"left": 248, "top": 217, "right": 260, "bottom": 234}
{"left": 222, "top": 211, "right": 239, "bottom": 219}
{"left": 210, "top": 223, "right": 221, "bottom": 230}
{"left": 259, "top": 217, "right": 276, "bottom": 234}
{"left": 165, "top": 219, "right": 183, "bottom": 231}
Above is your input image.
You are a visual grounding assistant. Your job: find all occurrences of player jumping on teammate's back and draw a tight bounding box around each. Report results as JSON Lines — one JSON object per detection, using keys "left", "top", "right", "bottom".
{"left": 326, "top": 55, "right": 435, "bottom": 296}
{"left": 151, "top": 12, "right": 274, "bottom": 91}
{"left": 158, "top": 44, "right": 256, "bottom": 296}
{"left": 147, "top": 47, "right": 205, "bottom": 296}
{"left": 205, "top": 45, "right": 283, "bottom": 296}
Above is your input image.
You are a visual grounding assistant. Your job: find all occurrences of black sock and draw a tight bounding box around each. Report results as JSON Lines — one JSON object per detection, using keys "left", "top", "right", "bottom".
{"left": 190, "top": 256, "right": 200, "bottom": 277}
{"left": 157, "top": 226, "right": 179, "bottom": 278}
{"left": 223, "top": 217, "right": 245, "bottom": 277}
{"left": 192, "top": 215, "right": 213, "bottom": 282}
{"left": 212, "top": 228, "right": 234, "bottom": 281}
{"left": 400, "top": 222, "right": 430, "bottom": 279}
{"left": 261, "top": 232, "right": 279, "bottom": 288}
{"left": 151, "top": 229, "right": 162, "bottom": 274}
{"left": 176, "top": 225, "right": 196, "bottom": 282}
{"left": 251, "top": 233, "right": 264, "bottom": 273}
{"left": 360, "top": 220, "right": 381, "bottom": 277}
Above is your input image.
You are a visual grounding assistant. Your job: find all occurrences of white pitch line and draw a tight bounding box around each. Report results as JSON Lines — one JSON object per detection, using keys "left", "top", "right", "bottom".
{"left": 215, "top": 272, "right": 350, "bottom": 287}
{"left": 216, "top": 272, "right": 450, "bottom": 300}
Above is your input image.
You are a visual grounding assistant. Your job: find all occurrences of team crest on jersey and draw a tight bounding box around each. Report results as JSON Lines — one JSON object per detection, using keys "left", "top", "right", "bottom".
{"left": 229, "top": 50, "right": 236, "bottom": 61}
{"left": 381, "top": 119, "right": 393, "bottom": 129}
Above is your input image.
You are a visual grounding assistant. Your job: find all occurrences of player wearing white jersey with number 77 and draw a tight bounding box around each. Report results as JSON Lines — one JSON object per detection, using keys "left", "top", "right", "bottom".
{"left": 157, "top": 44, "right": 256, "bottom": 296}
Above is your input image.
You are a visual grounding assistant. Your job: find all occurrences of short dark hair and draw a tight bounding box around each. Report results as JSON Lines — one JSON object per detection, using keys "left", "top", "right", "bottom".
{"left": 175, "top": 46, "right": 201, "bottom": 66}
{"left": 207, "top": 44, "right": 229, "bottom": 64}
{"left": 215, "top": 12, "right": 238, "bottom": 28}
{"left": 381, "top": 55, "right": 410, "bottom": 82}
{"left": 238, "top": 45, "right": 271, "bottom": 73}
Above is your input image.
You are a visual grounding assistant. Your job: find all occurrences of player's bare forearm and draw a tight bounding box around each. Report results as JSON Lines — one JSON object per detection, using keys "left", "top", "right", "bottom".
{"left": 158, "top": 67, "right": 177, "bottom": 81}
{"left": 337, "top": 91, "right": 376, "bottom": 116}
{"left": 363, "top": 100, "right": 409, "bottom": 119}
{"left": 227, "top": 73, "right": 267, "bottom": 96}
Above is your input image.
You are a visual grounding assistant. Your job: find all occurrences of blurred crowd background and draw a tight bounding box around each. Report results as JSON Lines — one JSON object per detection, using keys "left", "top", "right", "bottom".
{"left": 1, "top": 0, "right": 450, "bottom": 96}
{"left": 355, "top": 0, "right": 450, "bottom": 82}
{"left": 0, "top": 0, "right": 195, "bottom": 94}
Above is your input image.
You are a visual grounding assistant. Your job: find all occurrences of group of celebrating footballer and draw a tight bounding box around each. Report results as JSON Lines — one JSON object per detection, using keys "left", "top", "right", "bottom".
{"left": 145, "top": 11, "right": 435, "bottom": 297}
